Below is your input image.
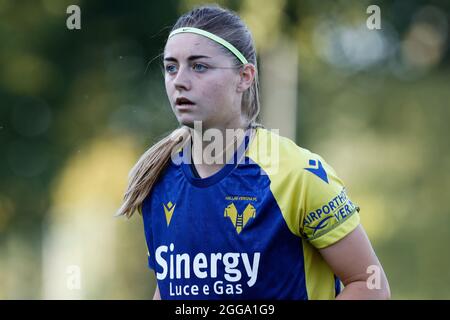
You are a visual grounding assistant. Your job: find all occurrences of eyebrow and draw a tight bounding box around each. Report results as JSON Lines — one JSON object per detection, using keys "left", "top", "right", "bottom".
{"left": 163, "top": 55, "right": 212, "bottom": 62}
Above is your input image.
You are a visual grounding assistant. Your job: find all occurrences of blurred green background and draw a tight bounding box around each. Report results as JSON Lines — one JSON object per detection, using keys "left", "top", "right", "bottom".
{"left": 0, "top": 0, "right": 449, "bottom": 299}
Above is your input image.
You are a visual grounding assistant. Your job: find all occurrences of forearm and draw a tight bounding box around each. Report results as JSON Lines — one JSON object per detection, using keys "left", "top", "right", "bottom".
{"left": 336, "top": 281, "right": 390, "bottom": 300}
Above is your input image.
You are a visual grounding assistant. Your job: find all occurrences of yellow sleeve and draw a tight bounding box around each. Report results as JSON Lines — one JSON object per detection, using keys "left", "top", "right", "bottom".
{"left": 246, "top": 128, "right": 360, "bottom": 249}
{"left": 300, "top": 155, "right": 360, "bottom": 249}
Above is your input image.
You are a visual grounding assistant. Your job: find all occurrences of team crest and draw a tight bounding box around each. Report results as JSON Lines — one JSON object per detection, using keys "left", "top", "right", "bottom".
{"left": 224, "top": 203, "right": 256, "bottom": 234}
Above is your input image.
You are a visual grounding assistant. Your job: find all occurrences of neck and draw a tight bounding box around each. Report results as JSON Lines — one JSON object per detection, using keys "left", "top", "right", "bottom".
{"left": 189, "top": 120, "right": 253, "bottom": 178}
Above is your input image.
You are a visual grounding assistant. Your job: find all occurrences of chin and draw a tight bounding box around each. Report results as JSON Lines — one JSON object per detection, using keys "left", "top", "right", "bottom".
{"left": 180, "top": 121, "right": 195, "bottom": 129}
{"left": 177, "top": 115, "right": 209, "bottom": 129}
{"left": 177, "top": 117, "right": 197, "bottom": 129}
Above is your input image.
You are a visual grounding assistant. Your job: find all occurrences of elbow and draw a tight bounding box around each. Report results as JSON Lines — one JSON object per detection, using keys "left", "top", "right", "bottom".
{"left": 377, "top": 272, "right": 391, "bottom": 300}
{"left": 369, "top": 269, "right": 391, "bottom": 300}
{"left": 378, "top": 288, "right": 391, "bottom": 300}
{"left": 373, "top": 278, "right": 391, "bottom": 300}
{"left": 381, "top": 281, "right": 391, "bottom": 300}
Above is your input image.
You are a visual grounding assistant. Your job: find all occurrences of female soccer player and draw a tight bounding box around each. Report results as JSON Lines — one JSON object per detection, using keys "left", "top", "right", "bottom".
{"left": 117, "top": 4, "right": 390, "bottom": 300}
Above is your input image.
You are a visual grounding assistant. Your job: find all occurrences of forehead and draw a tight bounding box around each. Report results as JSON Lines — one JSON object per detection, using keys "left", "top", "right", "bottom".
{"left": 164, "top": 33, "right": 225, "bottom": 60}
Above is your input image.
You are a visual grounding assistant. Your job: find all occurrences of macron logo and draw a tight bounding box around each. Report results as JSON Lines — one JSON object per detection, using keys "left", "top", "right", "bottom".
{"left": 163, "top": 201, "right": 176, "bottom": 226}
{"left": 305, "top": 159, "right": 329, "bottom": 183}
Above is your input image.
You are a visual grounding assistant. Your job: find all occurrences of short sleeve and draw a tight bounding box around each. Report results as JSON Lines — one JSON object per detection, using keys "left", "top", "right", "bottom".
{"left": 300, "top": 156, "right": 360, "bottom": 249}
{"left": 141, "top": 204, "right": 156, "bottom": 270}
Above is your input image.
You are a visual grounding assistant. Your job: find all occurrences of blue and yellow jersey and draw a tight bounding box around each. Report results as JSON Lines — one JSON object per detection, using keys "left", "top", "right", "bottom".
{"left": 141, "top": 127, "right": 360, "bottom": 300}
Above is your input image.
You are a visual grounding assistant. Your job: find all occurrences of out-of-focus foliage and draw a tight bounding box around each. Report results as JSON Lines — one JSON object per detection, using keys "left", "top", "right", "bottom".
{"left": 0, "top": 0, "right": 449, "bottom": 299}
{"left": 0, "top": 0, "right": 180, "bottom": 299}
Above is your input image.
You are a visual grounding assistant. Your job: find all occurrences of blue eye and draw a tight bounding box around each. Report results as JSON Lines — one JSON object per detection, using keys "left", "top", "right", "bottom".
{"left": 165, "top": 64, "right": 177, "bottom": 74}
{"left": 193, "top": 63, "right": 208, "bottom": 72}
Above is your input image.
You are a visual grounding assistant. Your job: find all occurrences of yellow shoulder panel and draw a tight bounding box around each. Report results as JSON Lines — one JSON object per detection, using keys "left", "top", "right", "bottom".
{"left": 246, "top": 128, "right": 310, "bottom": 237}
{"left": 246, "top": 128, "right": 360, "bottom": 248}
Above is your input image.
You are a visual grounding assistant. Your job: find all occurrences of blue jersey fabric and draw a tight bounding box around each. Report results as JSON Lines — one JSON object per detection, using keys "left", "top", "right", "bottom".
{"left": 142, "top": 128, "right": 360, "bottom": 300}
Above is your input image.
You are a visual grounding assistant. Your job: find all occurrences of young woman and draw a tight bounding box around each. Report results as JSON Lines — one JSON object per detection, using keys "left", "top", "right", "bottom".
{"left": 117, "top": 4, "right": 390, "bottom": 300}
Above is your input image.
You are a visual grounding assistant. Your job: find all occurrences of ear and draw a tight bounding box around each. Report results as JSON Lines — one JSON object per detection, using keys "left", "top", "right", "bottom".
{"left": 236, "top": 64, "right": 256, "bottom": 93}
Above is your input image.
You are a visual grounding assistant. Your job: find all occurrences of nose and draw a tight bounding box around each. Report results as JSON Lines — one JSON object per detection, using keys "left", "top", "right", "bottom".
{"left": 173, "top": 65, "right": 191, "bottom": 91}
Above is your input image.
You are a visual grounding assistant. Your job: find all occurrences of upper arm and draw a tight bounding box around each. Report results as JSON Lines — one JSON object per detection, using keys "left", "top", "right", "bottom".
{"left": 294, "top": 152, "right": 390, "bottom": 297}
{"left": 318, "top": 224, "right": 390, "bottom": 296}
{"left": 299, "top": 154, "right": 361, "bottom": 248}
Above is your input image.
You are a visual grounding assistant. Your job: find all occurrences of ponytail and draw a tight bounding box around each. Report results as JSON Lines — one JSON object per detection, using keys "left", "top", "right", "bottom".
{"left": 117, "top": 5, "right": 266, "bottom": 218}
{"left": 116, "top": 126, "right": 191, "bottom": 218}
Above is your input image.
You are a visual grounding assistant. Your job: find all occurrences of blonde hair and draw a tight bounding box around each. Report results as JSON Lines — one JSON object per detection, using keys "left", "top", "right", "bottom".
{"left": 116, "top": 4, "right": 263, "bottom": 218}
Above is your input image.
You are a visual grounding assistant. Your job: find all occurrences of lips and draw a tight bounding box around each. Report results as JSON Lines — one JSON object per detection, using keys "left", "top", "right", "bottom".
{"left": 175, "top": 97, "right": 195, "bottom": 106}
